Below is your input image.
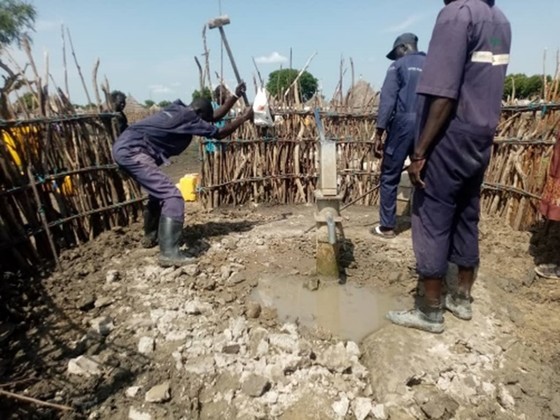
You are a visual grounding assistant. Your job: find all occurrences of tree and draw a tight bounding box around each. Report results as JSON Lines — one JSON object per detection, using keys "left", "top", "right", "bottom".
{"left": 158, "top": 100, "right": 171, "bottom": 108}
{"left": 503, "top": 73, "right": 552, "bottom": 100}
{"left": 0, "top": 0, "right": 36, "bottom": 49}
{"left": 266, "top": 69, "right": 318, "bottom": 102}
{"left": 192, "top": 87, "right": 211, "bottom": 101}
{"left": 144, "top": 99, "right": 155, "bottom": 108}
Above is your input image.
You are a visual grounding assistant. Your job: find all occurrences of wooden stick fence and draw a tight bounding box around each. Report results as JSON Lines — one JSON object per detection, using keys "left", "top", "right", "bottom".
{"left": 0, "top": 114, "right": 143, "bottom": 273}
{"left": 199, "top": 104, "right": 560, "bottom": 231}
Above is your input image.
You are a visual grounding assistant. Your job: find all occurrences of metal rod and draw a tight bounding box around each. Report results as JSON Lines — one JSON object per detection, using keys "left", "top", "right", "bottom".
{"left": 218, "top": 26, "right": 249, "bottom": 106}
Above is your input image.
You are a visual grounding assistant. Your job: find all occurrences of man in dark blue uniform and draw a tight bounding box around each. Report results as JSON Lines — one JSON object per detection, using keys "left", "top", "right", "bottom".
{"left": 113, "top": 83, "right": 252, "bottom": 267}
{"left": 372, "top": 33, "right": 426, "bottom": 239}
{"left": 386, "top": 0, "right": 511, "bottom": 333}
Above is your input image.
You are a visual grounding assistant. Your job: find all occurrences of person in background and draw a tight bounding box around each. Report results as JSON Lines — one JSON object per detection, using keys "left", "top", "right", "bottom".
{"left": 112, "top": 83, "right": 251, "bottom": 267}
{"left": 535, "top": 131, "right": 560, "bottom": 279}
{"left": 386, "top": 0, "right": 512, "bottom": 333}
{"left": 110, "top": 90, "right": 128, "bottom": 133}
{"left": 372, "top": 33, "right": 426, "bottom": 239}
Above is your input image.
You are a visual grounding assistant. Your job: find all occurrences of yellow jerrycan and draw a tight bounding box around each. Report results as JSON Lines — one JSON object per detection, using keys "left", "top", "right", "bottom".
{"left": 176, "top": 173, "right": 199, "bottom": 202}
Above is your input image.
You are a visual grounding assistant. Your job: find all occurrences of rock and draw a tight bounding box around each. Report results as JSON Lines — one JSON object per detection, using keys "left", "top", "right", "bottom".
{"left": 320, "top": 342, "right": 354, "bottom": 372}
{"left": 497, "top": 385, "right": 515, "bottom": 410}
{"left": 106, "top": 270, "right": 120, "bottom": 283}
{"left": 346, "top": 341, "right": 361, "bottom": 358}
{"left": 90, "top": 316, "right": 114, "bottom": 336}
{"left": 246, "top": 302, "right": 262, "bottom": 319}
{"left": 77, "top": 295, "right": 96, "bottom": 311}
{"left": 332, "top": 395, "right": 350, "bottom": 417}
{"left": 145, "top": 382, "right": 171, "bottom": 403}
{"left": 138, "top": 337, "right": 155, "bottom": 355}
{"left": 94, "top": 296, "right": 113, "bottom": 309}
{"left": 421, "top": 394, "right": 459, "bottom": 419}
{"left": 214, "top": 372, "right": 241, "bottom": 394}
{"left": 549, "top": 392, "right": 560, "bottom": 418}
{"left": 68, "top": 356, "right": 102, "bottom": 377}
{"left": 227, "top": 272, "right": 246, "bottom": 286}
{"left": 221, "top": 265, "right": 233, "bottom": 281}
{"left": 184, "top": 356, "right": 216, "bottom": 375}
{"left": 184, "top": 300, "right": 202, "bottom": 315}
{"left": 126, "top": 386, "right": 141, "bottom": 398}
{"left": 507, "top": 305, "right": 524, "bottom": 326}
{"left": 183, "top": 263, "right": 200, "bottom": 277}
{"left": 255, "top": 238, "right": 265, "bottom": 246}
{"left": 303, "top": 277, "right": 320, "bottom": 291}
{"left": 222, "top": 344, "right": 241, "bottom": 354}
{"left": 269, "top": 333, "right": 299, "bottom": 353}
{"left": 352, "top": 398, "right": 373, "bottom": 420}
{"left": 229, "top": 317, "right": 247, "bottom": 340}
{"left": 242, "top": 374, "right": 270, "bottom": 397}
{"left": 128, "top": 407, "right": 152, "bottom": 420}
{"left": 264, "top": 390, "right": 279, "bottom": 404}
{"left": 371, "top": 403, "right": 387, "bottom": 420}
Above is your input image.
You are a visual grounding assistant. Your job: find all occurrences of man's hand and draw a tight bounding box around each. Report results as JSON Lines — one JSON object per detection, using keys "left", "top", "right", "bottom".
{"left": 242, "top": 106, "right": 254, "bottom": 122}
{"left": 235, "top": 82, "right": 247, "bottom": 99}
{"left": 373, "top": 128, "right": 384, "bottom": 158}
{"left": 407, "top": 158, "right": 426, "bottom": 189}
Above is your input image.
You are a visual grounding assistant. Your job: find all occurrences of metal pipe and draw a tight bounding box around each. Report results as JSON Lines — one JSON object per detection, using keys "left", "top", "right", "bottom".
{"left": 326, "top": 212, "right": 336, "bottom": 245}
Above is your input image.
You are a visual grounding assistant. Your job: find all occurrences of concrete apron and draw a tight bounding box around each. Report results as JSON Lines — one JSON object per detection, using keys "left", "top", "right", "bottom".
{"left": 360, "top": 265, "right": 524, "bottom": 419}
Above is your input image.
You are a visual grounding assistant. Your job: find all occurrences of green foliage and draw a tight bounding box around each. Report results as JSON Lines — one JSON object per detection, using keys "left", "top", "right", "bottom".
{"left": 144, "top": 99, "right": 155, "bottom": 108}
{"left": 191, "top": 87, "right": 212, "bottom": 101}
{"left": 503, "top": 73, "right": 553, "bottom": 100}
{"left": 266, "top": 69, "right": 318, "bottom": 102}
{"left": 19, "top": 91, "right": 34, "bottom": 110}
{"left": 0, "top": 0, "right": 36, "bottom": 48}
{"left": 158, "top": 100, "right": 171, "bottom": 108}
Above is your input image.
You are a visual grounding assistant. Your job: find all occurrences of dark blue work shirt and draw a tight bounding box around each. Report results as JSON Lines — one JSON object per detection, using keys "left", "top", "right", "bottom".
{"left": 126, "top": 100, "right": 219, "bottom": 160}
{"left": 417, "top": 0, "right": 511, "bottom": 135}
{"left": 377, "top": 52, "right": 426, "bottom": 131}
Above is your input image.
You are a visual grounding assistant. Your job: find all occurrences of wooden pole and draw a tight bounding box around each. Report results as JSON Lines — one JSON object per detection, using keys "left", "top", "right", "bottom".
{"left": 27, "top": 165, "right": 61, "bottom": 270}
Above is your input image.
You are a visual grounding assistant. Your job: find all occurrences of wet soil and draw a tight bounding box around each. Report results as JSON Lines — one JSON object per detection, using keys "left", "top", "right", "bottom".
{"left": 0, "top": 153, "right": 559, "bottom": 419}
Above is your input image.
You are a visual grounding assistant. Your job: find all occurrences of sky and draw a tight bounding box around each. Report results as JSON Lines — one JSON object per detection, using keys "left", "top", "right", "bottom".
{"left": 7, "top": 0, "right": 560, "bottom": 106}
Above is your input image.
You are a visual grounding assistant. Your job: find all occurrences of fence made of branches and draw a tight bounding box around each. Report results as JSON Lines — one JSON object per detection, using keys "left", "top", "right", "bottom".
{"left": 199, "top": 104, "right": 560, "bottom": 231}
{"left": 0, "top": 114, "right": 143, "bottom": 273}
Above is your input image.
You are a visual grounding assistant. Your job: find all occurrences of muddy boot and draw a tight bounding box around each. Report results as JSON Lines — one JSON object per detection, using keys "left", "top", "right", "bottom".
{"left": 158, "top": 216, "right": 197, "bottom": 267}
{"left": 385, "top": 306, "right": 444, "bottom": 334}
{"left": 141, "top": 201, "right": 161, "bottom": 248}
{"left": 444, "top": 294, "right": 472, "bottom": 320}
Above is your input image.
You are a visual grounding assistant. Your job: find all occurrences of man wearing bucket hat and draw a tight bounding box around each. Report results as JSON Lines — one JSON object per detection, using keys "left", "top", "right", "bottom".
{"left": 386, "top": 0, "right": 511, "bottom": 333}
{"left": 371, "top": 33, "right": 426, "bottom": 239}
{"left": 113, "top": 82, "right": 253, "bottom": 267}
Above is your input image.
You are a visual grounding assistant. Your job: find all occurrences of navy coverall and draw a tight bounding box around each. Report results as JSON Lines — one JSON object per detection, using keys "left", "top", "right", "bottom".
{"left": 112, "top": 100, "right": 218, "bottom": 222}
{"left": 377, "top": 52, "right": 426, "bottom": 229}
{"left": 413, "top": 0, "right": 511, "bottom": 277}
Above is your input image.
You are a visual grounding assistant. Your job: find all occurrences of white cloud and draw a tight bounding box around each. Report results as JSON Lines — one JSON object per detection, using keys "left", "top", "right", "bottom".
{"left": 254, "top": 51, "right": 287, "bottom": 65}
{"left": 385, "top": 14, "right": 424, "bottom": 33}
{"left": 148, "top": 84, "right": 173, "bottom": 94}
{"left": 36, "top": 20, "right": 61, "bottom": 32}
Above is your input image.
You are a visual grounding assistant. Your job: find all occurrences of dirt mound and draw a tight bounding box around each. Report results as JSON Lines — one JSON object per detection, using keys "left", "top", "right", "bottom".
{"left": 1, "top": 205, "right": 559, "bottom": 419}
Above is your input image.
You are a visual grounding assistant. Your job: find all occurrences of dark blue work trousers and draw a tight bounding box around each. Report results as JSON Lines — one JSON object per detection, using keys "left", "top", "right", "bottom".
{"left": 113, "top": 133, "right": 185, "bottom": 222}
{"left": 379, "top": 113, "right": 415, "bottom": 229}
{"left": 412, "top": 122, "right": 493, "bottom": 278}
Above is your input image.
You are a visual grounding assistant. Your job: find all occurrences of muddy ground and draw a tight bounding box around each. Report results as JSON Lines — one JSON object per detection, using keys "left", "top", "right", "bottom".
{"left": 1, "top": 151, "right": 560, "bottom": 419}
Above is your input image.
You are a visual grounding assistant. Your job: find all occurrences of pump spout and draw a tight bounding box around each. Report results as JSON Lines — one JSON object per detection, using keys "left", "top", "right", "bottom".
{"left": 326, "top": 212, "right": 336, "bottom": 245}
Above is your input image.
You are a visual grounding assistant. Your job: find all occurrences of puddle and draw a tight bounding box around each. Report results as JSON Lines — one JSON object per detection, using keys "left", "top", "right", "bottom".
{"left": 252, "top": 275, "right": 407, "bottom": 342}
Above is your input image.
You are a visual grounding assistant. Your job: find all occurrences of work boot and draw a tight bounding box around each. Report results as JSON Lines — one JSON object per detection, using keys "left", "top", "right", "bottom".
{"left": 444, "top": 293, "right": 472, "bottom": 321}
{"left": 386, "top": 306, "right": 444, "bottom": 334}
{"left": 141, "top": 201, "right": 161, "bottom": 248}
{"left": 158, "top": 216, "right": 197, "bottom": 267}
